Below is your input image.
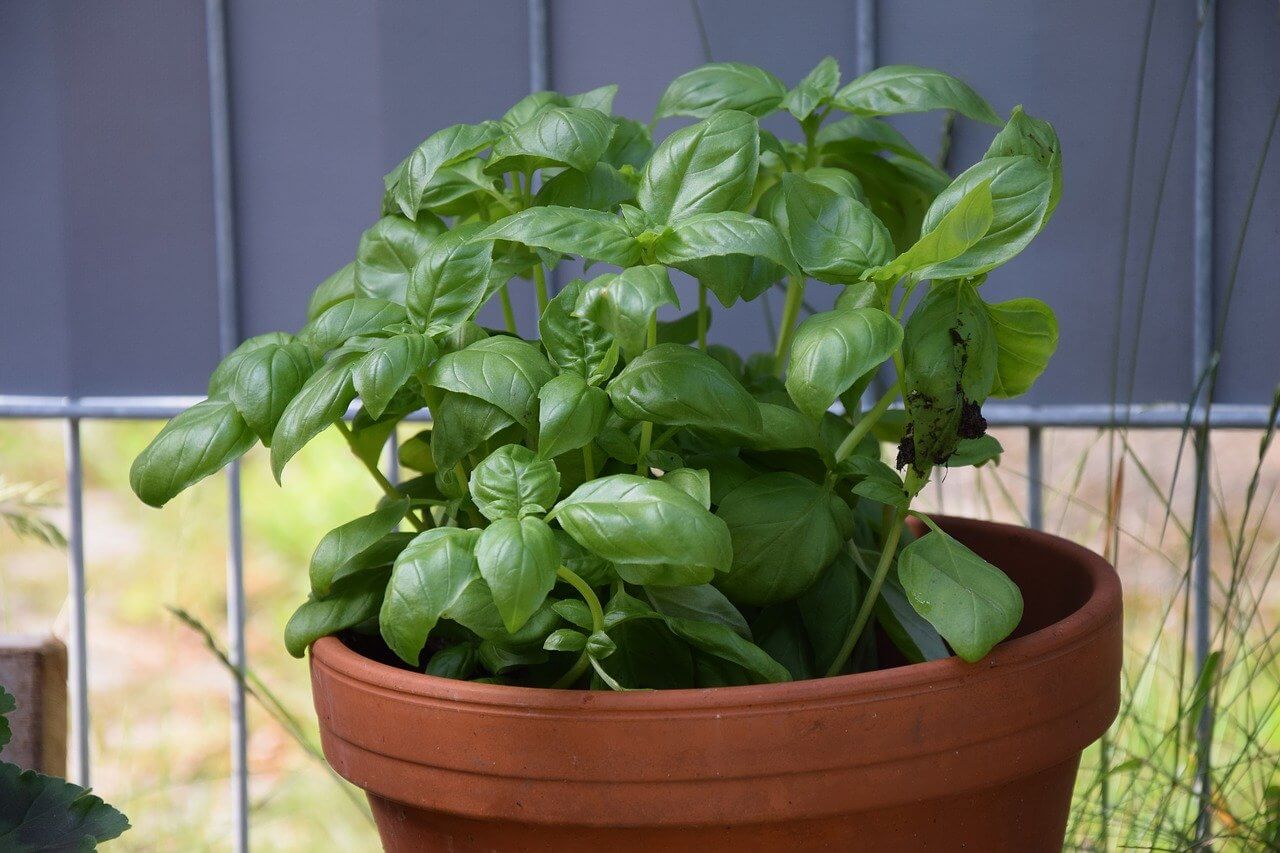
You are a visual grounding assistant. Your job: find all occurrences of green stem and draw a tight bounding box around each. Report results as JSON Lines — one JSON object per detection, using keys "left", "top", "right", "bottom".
{"left": 697, "top": 283, "right": 709, "bottom": 351}
{"left": 581, "top": 443, "right": 595, "bottom": 480}
{"left": 833, "top": 381, "right": 899, "bottom": 465}
{"left": 825, "top": 504, "right": 907, "bottom": 677}
{"left": 533, "top": 263, "right": 550, "bottom": 318}
{"left": 499, "top": 285, "right": 518, "bottom": 334}
{"left": 551, "top": 565, "right": 605, "bottom": 689}
{"left": 335, "top": 421, "right": 426, "bottom": 532}
{"left": 634, "top": 316, "right": 659, "bottom": 474}
{"left": 773, "top": 274, "right": 807, "bottom": 375}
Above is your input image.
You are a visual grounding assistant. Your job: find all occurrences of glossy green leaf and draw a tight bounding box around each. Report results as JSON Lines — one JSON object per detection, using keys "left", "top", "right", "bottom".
{"left": 865, "top": 181, "right": 994, "bottom": 282}
{"left": 379, "top": 527, "right": 481, "bottom": 665}
{"left": 425, "top": 642, "right": 479, "bottom": 679}
{"left": 602, "top": 117, "right": 653, "bottom": 169}
{"left": 653, "top": 211, "right": 797, "bottom": 306}
{"left": 486, "top": 106, "right": 615, "bottom": 175}
{"left": 284, "top": 568, "right": 389, "bottom": 658}
{"left": 429, "top": 391, "right": 516, "bottom": 471}
{"left": 537, "top": 373, "right": 610, "bottom": 460}
{"left": 539, "top": 278, "right": 618, "bottom": 385}
{"left": 207, "top": 332, "right": 294, "bottom": 398}
{"left": 307, "top": 262, "right": 357, "bottom": 320}
{"left": 660, "top": 467, "right": 711, "bottom": 509}
{"left": 270, "top": 351, "right": 360, "bottom": 481}
{"left": 645, "top": 583, "right": 750, "bottom": 639}
{"left": 664, "top": 616, "right": 789, "bottom": 683}
{"left": 816, "top": 115, "right": 933, "bottom": 164}
{"left": 897, "top": 529, "right": 1023, "bottom": 662}
{"left": 130, "top": 399, "right": 256, "bottom": 508}
{"left": 638, "top": 110, "right": 759, "bottom": 223}
{"left": 714, "top": 473, "right": 847, "bottom": 605}
{"left": 574, "top": 265, "right": 679, "bottom": 357}
{"left": 608, "top": 344, "right": 763, "bottom": 437}
{"left": 595, "top": 619, "right": 695, "bottom": 689}
{"left": 423, "top": 336, "right": 555, "bottom": 428}
{"left": 387, "top": 121, "right": 504, "bottom": 219}
{"left": 552, "top": 474, "right": 732, "bottom": 586}
{"left": 544, "top": 628, "right": 588, "bottom": 652}
{"left": 475, "top": 516, "right": 559, "bottom": 633}
{"left": 298, "top": 298, "right": 406, "bottom": 356}
{"left": 832, "top": 64, "right": 1001, "bottom": 124}
{"left": 985, "top": 298, "right": 1059, "bottom": 397}
{"left": 567, "top": 84, "right": 618, "bottom": 113}
{"left": 310, "top": 498, "right": 409, "bottom": 597}
{"left": 555, "top": 529, "right": 617, "bottom": 587}
{"left": 785, "top": 306, "right": 902, "bottom": 420}
{"left": 845, "top": 456, "right": 909, "bottom": 508}
{"left": 448, "top": 577, "right": 561, "bottom": 646}
{"left": 227, "top": 341, "right": 314, "bottom": 445}
{"left": 406, "top": 222, "right": 496, "bottom": 335}
{"left": 354, "top": 214, "right": 446, "bottom": 303}
{"left": 985, "top": 106, "right": 1062, "bottom": 218}
{"left": 782, "top": 174, "right": 894, "bottom": 283}
{"left": 797, "top": 551, "right": 863, "bottom": 674}
{"left": 353, "top": 333, "right": 434, "bottom": 419}
{"left": 470, "top": 444, "right": 561, "bottom": 520}
{"left": 781, "top": 55, "right": 840, "bottom": 120}
{"left": 535, "top": 162, "right": 637, "bottom": 212}
{"left": 948, "top": 434, "right": 1004, "bottom": 468}
{"left": 475, "top": 205, "right": 639, "bottom": 267}
{"left": 654, "top": 62, "right": 786, "bottom": 120}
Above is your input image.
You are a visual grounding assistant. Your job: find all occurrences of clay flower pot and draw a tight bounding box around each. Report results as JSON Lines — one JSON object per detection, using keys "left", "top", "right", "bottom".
{"left": 310, "top": 516, "right": 1122, "bottom": 852}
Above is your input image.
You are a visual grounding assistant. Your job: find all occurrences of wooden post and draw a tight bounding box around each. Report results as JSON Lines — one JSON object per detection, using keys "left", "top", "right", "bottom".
{"left": 0, "top": 635, "right": 68, "bottom": 774}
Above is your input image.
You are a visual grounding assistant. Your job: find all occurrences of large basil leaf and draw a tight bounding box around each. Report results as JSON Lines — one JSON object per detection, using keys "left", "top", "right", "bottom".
{"left": 422, "top": 336, "right": 555, "bottom": 428}
{"left": 227, "top": 340, "right": 314, "bottom": 444}
{"left": 535, "top": 162, "right": 637, "bottom": 212}
{"left": 475, "top": 516, "right": 559, "bottom": 632}
{"left": 298, "top": 298, "right": 406, "bottom": 356}
{"left": 429, "top": 391, "right": 516, "bottom": 471}
{"left": 714, "top": 473, "right": 848, "bottom": 605}
{"left": 817, "top": 115, "right": 932, "bottom": 165}
{"left": 865, "top": 181, "right": 994, "bottom": 282}
{"left": 567, "top": 84, "right": 618, "bottom": 113}
{"left": 470, "top": 444, "right": 561, "bottom": 520}
{"left": 984, "top": 297, "right": 1059, "bottom": 397}
{"left": 602, "top": 117, "right": 654, "bottom": 169}
{"left": 659, "top": 467, "right": 711, "bottom": 508}
{"left": 552, "top": 474, "right": 732, "bottom": 586}
{"left": 474, "top": 205, "right": 640, "bottom": 267}
{"left": 449, "top": 576, "right": 561, "bottom": 646}
{"left": 486, "top": 106, "right": 615, "bottom": 175}
{"left": 782, "top": 174, "right": 894, "bottom": 283}
{"left": 387, "top": 121, "right": 504, "bottom": 219}
{"left": 663, "top": 616, "right": 789, "bottom": 684}
{"left": 653, "top": 211, "right": 797, "bottom": 306}
{"left": 637, "top": 110, "right": 759, "bottom": 223}
{"left": 555, "top": 529, "right": 617, "bottom": 587}
{"left": 654, "top": 62, "right": 786, "bottom": 120}
{"left": 309, "top": 498, "right": 409, "bottom": 597}
{"left": 207, "top": 332, "right": 294, "bottom": 397}
{"left": 406, "top": 222, "right": 495, "bottom": 334}
{"left": 270, "top": 351, "right": 361, "bottom": 481}
{"left": 537, "top": 373, "right": 610, "bottom": 460}
{"left": 832, "top": 65, "right": 1001, "bottom": 124}
{"left": 130, "top": 399, "right": 256, "bottom": 507}
{"left": 354, "top": 214, "right": 446, "bottom": 303}
{"left": 352, "top": 333, "right": 435, "bottom": 420}
{"left": 785, "top": 306, "right": 902, "bottom": 420}
{"left": 539, "top": 278, "right": 618, "bottom": 384}
{"left": 985, "top": 106, "right": 1062, "bottom": 218}
{"left": 607, "top": 344, "right": 763, "bottom": 438}
{"left": 645, "top": 583, "right": 750, "bottom": 639}
{"left": 379, "top": 527, "right": 481, "bottom": 665}
{"left": 573, "top": 265, "right": 679, "bottom": 357}
{"left": 284, "top": 568, "right": 389, "bottom": 658}
{"left": 307, "top": 262, "right": 357, "bottom": 320}
{"left": 855, "top": 557, "right": 950, "bottom": 664}
{"left": 416, "top": 157, "right": 500, "bottom": 216}
{"left": 797, "top": 551, "right": 863, "bottom": 674}
{"left": 897, "top": 529, "right": 1023, "bottom": 662}
{"left": 781, "top": 56, "right": 840, "bottom": 121}
{"left": 915, "top": 155, "right": 1053, "bottom": 279}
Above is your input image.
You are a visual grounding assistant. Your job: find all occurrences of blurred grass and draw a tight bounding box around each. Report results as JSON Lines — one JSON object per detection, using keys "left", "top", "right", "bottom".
{"left": 1, "top": 417, "right": 1278, "bottom": 849}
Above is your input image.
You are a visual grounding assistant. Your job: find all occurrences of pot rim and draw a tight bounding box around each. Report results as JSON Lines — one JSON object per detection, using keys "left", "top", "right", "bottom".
{"left": 311, "top": 515, "right": 1120, "bottom": 712}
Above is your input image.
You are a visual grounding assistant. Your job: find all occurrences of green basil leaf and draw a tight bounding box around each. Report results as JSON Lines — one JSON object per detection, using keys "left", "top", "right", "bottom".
{"left": 470, "top": 444, "right": 561, "bottom": 521}
{"left": 284, "top": 569, "right": 389, "bottom": 658}
{"left": 781, "top": 55, "right": 840, "bottom": 121}
{"left": 406, "top": 222, "right": 496, "bottom": 335}
{"left": 865, "top": 180, "right": 994, "bottom": 282}
{"left": 948, "top": 434, "right": 1004, "bottom": 468}
{"left": 539, "top": 278, "right": 618, "bottom": 385}
{"left": 854, "top": 556, "right": 950, "bottom": 664}
{"left": 832, "top": 153, "right": 940, "bottom": 254}
{"left": 475, "top": 516, "right": 559, "bottom": 633}
{"left": 897, "top": 529, "right": 1023, "bottom": 662}
{"left": 388, "top": 121, "right": 504, "bottom": 219}
{"left": 227, "top": 341, "right": 314, "bottom": 445}
{"left": 417, "top": 157, "right": 501, "bottom": 216}
{"left": 638, "top": 110, "right": 759, "bottom": 223}
{"left": 270, "top": 351, "right": 361, "bottom": 482}
{"left": 352, "top": 333, "right": 435, "bottom": 419}
{"left": 785, "top": 306, "right": 902, "bottom": 420}
{"left": 543, "top": 628, "right": 589, "bottom": 652}
{"left": 555, "top": 529, "right": 617, "bottom": 587}
{"left": 797, "top": 551, "right": 863, "bottom": 674}
{"left": 985, "top": 106, "right": 1062, "bottom": 218}
{"left": 425, "top": 642, "right": 479, "bottom": 679}
{"left": 984, "top": 297, "right": 1059, "bottom": 397}
{"left": 379, "top": 527, "right": 481, "bottom": 665}
{"left": 574, "top": 265, "right": 679, "bottom": 357}
{"left": 595, "top": 619, "right": 695, "bottom": 689}
{"left": 659, "top": 467, "right": 711, "bottom": 509}
{"left": 207, "top": 332, "right": 295, "bottom": 398}
{"left": 915, "top": 155, "right": 1052, "bottom": 279}
{"left": 474, "top": 205, "right": 640, "bottom": 267}
{"left": 310, "top": 498, "right": 410, "bottom": 597}
{"left": 130, "top": 399, "right": 257, "bottom": 508}
{"left": 739, "top": 402, "right": 819, "bottom": 452}
{"left": 653, "top": 211, "right": 797, "bottom": 306}
{"left": 566, "top": 84, "right": 618, "bottom": 113}
{"left": 714, "top": 472, "right": 847, "bottom": 605}
{"left": 354, "top": 215, "right": 446, "bottom": 303}
{"left": 552, "top": 474, "right": 732, "bottom": 586}
{"left": 307, "top": 262, "right": 357, "bottom": 320}
{"left": 298, "top": 298, "right": 406, "bottom": 356}
{"left": 429, "top": 391, "right": 516, "bottom": 471}
{"left": 782, "top": 174, "right": 894, "bottom": 283}
{"left": 486, "top": 106, "right": 615, "bottom": 175}
{"left": 448, "top": 576, "right": 561, "bottom": 646}
{"left": 423, "top": 336, "right": 555, "bottom": 428}
{"left": 534, "top": 162, "right": 637, "bottom": 212}
{"left": 551, "top": 599, "right": 594, "bottom": 630}
{"left": 845, "top": 457, "right": 909, "bottom": 508}
{"left": 832, "top": 64, "right": 1001, "bottom": 125}
{"left": 645, "top": 583, "right": 750, "bottom": 639}
{"left": 816, "top": 115, "right": 932, "bottom": 165}
{"left": 537, "top": 373, "right": 610, "bottom": 460}
{"left": 665, "top": 616, "right": 790, "bottom": 684}
{"left": 654, "top": 62, "right": 786, "bottom": 120}
{"left": 602, "top": 117, "right": 654, "bottom": 169}
{"left": 501, "top": 91, "right": 566, "bottom": 128}
{"left": 655, "top": 310, "right": 705, "bottom": 346}
{"left": 607, "top": 343, "right": 763, "bottom": 437}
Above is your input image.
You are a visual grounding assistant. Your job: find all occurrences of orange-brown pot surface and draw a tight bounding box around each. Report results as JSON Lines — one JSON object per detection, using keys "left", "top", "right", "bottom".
{"left": 311, "top": 516, "right": 1122, "bottom": 852}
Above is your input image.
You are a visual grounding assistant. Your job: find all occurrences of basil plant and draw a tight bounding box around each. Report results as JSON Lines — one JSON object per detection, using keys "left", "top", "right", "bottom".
{"left": 132, "top": 60, "right": 1060, "bottom": 689}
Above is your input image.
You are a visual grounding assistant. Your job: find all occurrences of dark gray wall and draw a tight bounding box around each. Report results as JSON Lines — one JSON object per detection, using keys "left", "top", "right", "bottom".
{"left": 1, "top": 0, "right": 1275, "bottom": 406}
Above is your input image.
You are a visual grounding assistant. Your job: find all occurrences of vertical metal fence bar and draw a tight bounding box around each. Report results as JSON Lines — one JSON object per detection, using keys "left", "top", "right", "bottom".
{"left": 1191, "top": 0, "right": 1217, "bottom": 840}
{"left": 63, "top": 415, "right": 91, "bottom": 787}
{"left": 855, "top": 0, "right": 877, "bottom": 75}
{"left": 384, "top": 434, "right": 400, "bottom": 487}
{"left": 204, "top": 0, "right": 249, "bottom": 848}
{"left": 1026, "top": 426, "right": 1044, "bottom": 531}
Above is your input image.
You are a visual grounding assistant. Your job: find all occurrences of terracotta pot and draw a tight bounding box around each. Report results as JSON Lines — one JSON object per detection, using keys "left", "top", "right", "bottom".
{"left": 310, "top": 516, "right": 1122, "bottom": 852}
